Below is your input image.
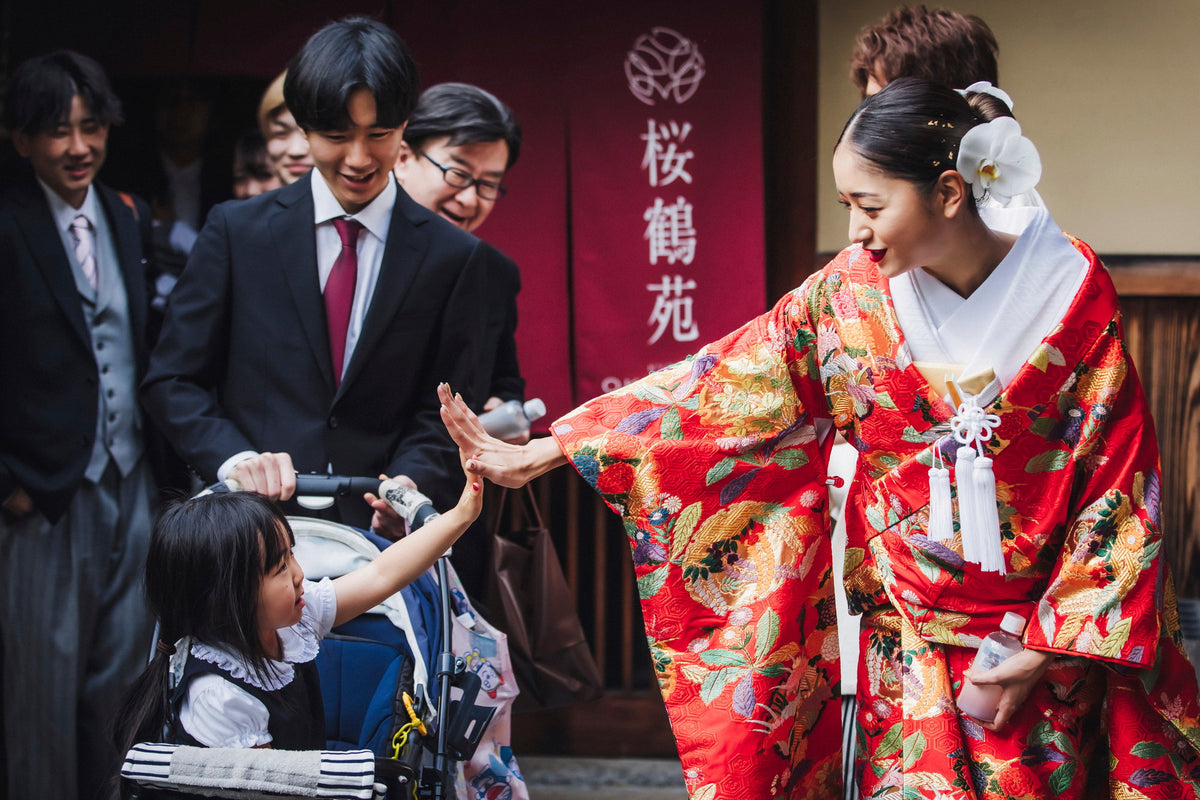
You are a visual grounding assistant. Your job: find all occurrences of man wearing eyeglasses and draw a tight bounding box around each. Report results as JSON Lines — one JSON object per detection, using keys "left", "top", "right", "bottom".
{"left": 392, "top": 83, "right": 526, "bottom": 600}
{"left": 394, "top": 83, "right": 526, "bottom": 425}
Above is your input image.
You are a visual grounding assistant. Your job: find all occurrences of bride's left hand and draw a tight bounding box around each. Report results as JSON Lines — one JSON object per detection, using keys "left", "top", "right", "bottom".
{"left": 966, "top": 648, "right": 1055, "bottom": 731}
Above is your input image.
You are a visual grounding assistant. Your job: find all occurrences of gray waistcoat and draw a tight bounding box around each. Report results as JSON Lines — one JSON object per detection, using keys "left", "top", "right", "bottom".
{"left": 69, "top": 209, "right": 144, "bottom": 481}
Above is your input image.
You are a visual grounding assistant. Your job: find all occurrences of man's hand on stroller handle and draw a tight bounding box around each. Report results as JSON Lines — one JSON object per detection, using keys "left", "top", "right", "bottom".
{"left": 365, "top": 473, "right": 418, "bottom": 539}
{"left": 226, "top": 452, "right": 297, "bottom": 501}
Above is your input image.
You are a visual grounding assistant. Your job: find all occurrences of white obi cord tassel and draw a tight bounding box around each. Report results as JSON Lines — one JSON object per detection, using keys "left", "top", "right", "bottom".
{"left": 927, "top": 446, "right": 954, "bottom": 542}
{"left": 954, "top": 445, "right": 980, "bottom": 562}
{"left": 948, "top": 394, "right": 1005, "bottom": 573}
{"left": 972, "top": 457, "right": 1006, "bottom": 574}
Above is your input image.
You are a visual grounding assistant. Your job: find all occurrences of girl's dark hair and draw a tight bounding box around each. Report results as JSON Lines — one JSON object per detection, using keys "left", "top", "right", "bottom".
{"left": 403, "top": 83, "right": 523, "bottom": 169}
{"left": 3, "top": 49, "right": 123, "bottom": 134}
{"left": 112, "top": 492, "right": 294, "bottom": 755}
{"left": 284, "top": 16, "right": 418, "bottom": 132}
{"left": 836, "top": 77, "right": 1013, "bottom": 200}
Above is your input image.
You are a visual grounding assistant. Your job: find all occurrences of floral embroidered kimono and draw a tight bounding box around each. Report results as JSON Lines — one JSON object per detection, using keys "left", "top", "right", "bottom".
{"left": 550, "top": 208, "right": 1199, "bottom": 799}
{"left": 551, "top": 304, "right": 842, "bottom": 797}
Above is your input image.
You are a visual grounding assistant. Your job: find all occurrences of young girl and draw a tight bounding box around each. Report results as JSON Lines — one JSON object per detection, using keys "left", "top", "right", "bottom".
{"left": 114, "top": 469, "right": 481, "bottom": 753}
{"left": 438, "top": 79, "right": 1200, "bottom": 799}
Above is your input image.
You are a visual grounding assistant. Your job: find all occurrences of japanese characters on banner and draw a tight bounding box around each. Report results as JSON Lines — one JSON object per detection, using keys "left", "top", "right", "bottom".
{"left": 569, "top": 10, "right": 765, "bottom": 402}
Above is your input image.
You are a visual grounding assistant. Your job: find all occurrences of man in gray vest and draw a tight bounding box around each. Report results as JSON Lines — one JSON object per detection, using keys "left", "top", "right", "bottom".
{"left": 0, "top": 50, "right": 156, "bottom": 800}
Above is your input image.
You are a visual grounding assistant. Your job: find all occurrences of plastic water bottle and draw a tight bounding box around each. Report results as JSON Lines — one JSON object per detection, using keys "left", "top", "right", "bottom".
{"left": 478, "top": 398, "right": 546, "bottom": 440}
{"left": 956, "top": 611, "right": 1026, "bottom": 723}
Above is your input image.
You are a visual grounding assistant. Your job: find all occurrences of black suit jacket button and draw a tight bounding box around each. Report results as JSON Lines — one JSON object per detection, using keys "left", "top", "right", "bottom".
{"left": 328, "top": 416, "right": 339, "bottom": 429}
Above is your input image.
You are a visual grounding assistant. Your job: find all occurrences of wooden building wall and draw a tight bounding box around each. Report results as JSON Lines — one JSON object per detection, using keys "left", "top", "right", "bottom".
{"left": 1110, "top": 262, "right": 1200, "bottom": 597}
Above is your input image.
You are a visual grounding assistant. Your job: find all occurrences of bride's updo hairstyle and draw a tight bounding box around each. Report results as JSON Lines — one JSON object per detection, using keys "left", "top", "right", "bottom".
{"left": 836, "top": 77, "right": 1014, "bottom": 208}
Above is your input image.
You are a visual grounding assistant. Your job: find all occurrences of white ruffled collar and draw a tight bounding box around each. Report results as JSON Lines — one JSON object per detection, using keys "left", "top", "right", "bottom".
{"left": 186, "top": 614, "right": 322, "bottom": 693}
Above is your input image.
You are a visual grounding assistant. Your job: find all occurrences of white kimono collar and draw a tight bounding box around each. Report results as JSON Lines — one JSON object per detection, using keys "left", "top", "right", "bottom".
{"left": 890, "top": 206, "right": 1089, "bottom": 405}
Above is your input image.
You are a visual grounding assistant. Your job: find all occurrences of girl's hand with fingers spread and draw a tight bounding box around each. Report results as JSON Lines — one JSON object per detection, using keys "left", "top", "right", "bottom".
{"left": 437, "top": 383, "right": 567, "bottom": 488}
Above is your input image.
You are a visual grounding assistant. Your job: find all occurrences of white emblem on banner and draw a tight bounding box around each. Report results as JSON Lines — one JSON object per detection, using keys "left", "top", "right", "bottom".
{"left": 646, "top": 275, "right": 699, "bottom": 344}
{"left": 641, "top": 120, "right": 694, "bottom": 187}
{"left": 644, "top": 196, "right": 697, "bottom": 265}
{"left": 624, "top": 27, "right": 706, "bottom": 106}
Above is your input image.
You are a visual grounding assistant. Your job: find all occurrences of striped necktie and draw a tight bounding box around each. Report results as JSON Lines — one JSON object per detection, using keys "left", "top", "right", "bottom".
{"left": 69, "top": 214, "right": 98, "bottom": 291}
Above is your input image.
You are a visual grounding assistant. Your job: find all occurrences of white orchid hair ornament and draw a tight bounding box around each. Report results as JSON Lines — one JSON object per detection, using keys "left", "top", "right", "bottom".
{"left": 955, "top": 82, "right": 1042, "bottom": 206}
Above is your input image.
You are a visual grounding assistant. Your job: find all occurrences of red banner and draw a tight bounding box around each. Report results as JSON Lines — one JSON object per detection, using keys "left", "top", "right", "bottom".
{"left": 13, "top": 1, "right": 765, "bottom": 431}
{"left": 568, "top": 6, "right": 765, "bottom": 400}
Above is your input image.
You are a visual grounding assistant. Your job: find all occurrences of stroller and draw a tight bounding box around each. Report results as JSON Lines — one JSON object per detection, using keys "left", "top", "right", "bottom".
{"left": 120, "top": 476, "right": 522, "bottom": 800}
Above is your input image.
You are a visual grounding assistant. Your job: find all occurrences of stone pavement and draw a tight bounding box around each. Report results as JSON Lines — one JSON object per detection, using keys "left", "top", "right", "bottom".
{"left": 519, "top": 755, "right": 689, "bottom": 800}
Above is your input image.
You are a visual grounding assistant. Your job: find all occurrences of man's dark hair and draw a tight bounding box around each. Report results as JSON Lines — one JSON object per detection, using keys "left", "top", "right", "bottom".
{"left": 283, "top": 16, "right": 418, "bottom": 132}
{"left": 850, "top": 6, "right": 998, "bottom": 96}
{"left": 403, "top": 83, "right": 522, "bottom": 169}
{"left": 3, "top": 50, "right": 123, "bottom": 134}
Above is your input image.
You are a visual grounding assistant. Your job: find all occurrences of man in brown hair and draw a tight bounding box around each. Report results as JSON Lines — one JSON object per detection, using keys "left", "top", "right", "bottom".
{"left": 850, "top": 5, "right": 999, "bottom": 97}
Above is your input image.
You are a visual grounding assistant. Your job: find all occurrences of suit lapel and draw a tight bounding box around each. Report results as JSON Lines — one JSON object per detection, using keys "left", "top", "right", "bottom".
{"left": 269, "top": 180, "right": 337, "bottom": 392}
{"left": 96, "top": 185, "right": 148, "bottom": 350}
{"left": 338, "top": 189, "right": 431, "bottom": 393}
{"left": 15, "top": 178, "right": 92, "bottom": 348}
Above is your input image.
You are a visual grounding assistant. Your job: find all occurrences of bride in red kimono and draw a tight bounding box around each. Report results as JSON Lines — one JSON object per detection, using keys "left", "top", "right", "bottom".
{"left": 438, "top": 78, "right": 1200, "bottom": 800}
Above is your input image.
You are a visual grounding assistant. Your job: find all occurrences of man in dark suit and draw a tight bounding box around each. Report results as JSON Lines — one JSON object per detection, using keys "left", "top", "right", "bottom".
{"left": 393, "top": 82, "right": 528, "bottom": 598}
{"left": 394, "top": 82, "right": 526, "bottom": 420}
{"left": 142, "top": 16, "right": 488, "bottom": 530}
{"left": 0, "top": 51, "right": 157, "bottom": 800}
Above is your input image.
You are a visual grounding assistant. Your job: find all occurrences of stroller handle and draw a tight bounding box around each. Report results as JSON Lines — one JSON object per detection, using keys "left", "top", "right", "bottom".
{"left": 293, "top": 474, "right": 383, "bottom": 498}
{"left": 295, "top": 475, "right": 442, "bottom": 530}
{"left": 206, "top": 475, "right": 441, "bottom": 531}
{"left": 201, "top": 474, "right": 379, "bottom": 497}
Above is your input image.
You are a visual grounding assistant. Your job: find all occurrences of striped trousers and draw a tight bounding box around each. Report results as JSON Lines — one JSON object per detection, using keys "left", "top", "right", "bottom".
{"left": 843, "top": 694, "right": 860, "bottom": 800}
{"left": 1, "top": 459, "right": 155, "bottom": 800}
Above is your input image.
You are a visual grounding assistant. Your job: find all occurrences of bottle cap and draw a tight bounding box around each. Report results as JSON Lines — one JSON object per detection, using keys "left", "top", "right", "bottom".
{"left": 523, "top": 398, "right": 547, "bottom": 423}
{"left": 1000, "top": 611, "right": 1026, "bottom": 636}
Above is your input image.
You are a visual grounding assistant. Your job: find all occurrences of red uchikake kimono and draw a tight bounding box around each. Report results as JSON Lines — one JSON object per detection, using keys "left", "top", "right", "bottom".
{"left": 549, "top": 237, "right": 1200, "bottom": 799}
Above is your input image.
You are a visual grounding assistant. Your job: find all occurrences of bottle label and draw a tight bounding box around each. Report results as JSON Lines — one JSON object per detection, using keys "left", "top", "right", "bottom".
{"left": 977, "top": 650, "right": 1005, "bottom": 671}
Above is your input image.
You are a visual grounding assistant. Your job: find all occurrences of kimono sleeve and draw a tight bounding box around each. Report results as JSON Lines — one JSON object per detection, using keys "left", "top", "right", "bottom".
{"left": 550, "top": 283, "right": 831, "bottom": 524}
{"left": 1025, "top": 315, "right": 1164, "bottom": 668}
{"left": 547, "top": 284, "right": 843, "bottom": 800}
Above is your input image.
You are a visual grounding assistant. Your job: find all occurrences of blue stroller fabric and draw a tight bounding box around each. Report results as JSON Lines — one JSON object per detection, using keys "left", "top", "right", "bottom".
{"left": 291, "top": 520, "right": 442, "bottom": 756}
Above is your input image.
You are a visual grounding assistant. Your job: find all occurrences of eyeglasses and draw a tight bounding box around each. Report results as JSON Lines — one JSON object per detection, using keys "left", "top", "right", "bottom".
{"left": 419, "top": 151, "right": 506, "bottom": 200}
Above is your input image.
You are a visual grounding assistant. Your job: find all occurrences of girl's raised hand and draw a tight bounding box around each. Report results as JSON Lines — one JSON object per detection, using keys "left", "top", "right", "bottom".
{"left": 437, "top": 383, "right": 568, "bottom": 488}
{"left": 448, "top": 458, "right": 484, "bottom": 527}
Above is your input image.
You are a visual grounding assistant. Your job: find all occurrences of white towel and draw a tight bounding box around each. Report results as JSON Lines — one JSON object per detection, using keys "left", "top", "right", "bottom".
{"left": 121, "top": 743, "right": 381, "bottom": 799}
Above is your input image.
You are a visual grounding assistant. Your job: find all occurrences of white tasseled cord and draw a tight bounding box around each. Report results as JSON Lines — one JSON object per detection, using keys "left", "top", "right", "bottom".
{"left": 972, "top": 454, "right": 1005, "bottom": 574}
{"left": 949, "top": 395, "right": 1004, "bottom": 573}
{"left": 954, "top": 444, "right": 979, "bottom": 561}
{"left": 927, "top": 445, "right": 954, "bottom": 542}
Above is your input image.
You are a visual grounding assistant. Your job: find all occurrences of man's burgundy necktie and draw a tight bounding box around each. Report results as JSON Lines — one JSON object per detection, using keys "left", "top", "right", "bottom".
{"left": 326, "top": 218, "right": 363, "bottom": 387}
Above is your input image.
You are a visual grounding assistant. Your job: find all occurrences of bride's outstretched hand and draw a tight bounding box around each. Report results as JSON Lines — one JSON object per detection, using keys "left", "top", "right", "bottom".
{"left": 437, "top": 383, "right": 568, "bottom": 488}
